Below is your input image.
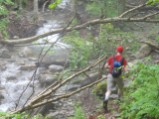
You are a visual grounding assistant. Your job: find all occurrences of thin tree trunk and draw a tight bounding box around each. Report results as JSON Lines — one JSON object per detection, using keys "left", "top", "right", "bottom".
{"left": 34, "top": 0, "right": 39, "bottom": 14}
{"left": 19, "top": 0, "right": 23, "bottom": 10}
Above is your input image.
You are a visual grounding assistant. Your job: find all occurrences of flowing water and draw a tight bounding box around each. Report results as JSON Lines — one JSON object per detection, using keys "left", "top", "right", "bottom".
{"left": 0, "top": 63, "right": 37, "bottom": 111}
{"left": 0, "top": 0, "right": 71, "bottom": 112}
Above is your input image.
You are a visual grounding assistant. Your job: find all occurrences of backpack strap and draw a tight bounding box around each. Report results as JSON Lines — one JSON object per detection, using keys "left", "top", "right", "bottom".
{"left": 121, "top": 57, "right": 124, "bottom": 65}
{"left": 113, "top": 56, "right": 124, "bottom": 64}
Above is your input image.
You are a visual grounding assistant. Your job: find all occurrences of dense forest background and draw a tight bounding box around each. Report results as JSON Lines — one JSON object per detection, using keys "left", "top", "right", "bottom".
{"left": 0, "top": 0, "right": 159, "bottom": 119}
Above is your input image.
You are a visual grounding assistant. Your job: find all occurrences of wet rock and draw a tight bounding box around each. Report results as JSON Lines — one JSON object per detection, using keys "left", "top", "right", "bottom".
{"left": 18, "top": 47, "right": 35, "bottom": 58}
{"left": 36, "top": 48, "right": 70, "bottom": 67}
{"left": 16, "top": 60, "right": 25, "bottom": 65}
{"left": 37, "top": 67, "right": 48, "bottom": 74}
{"left": 7, "top": 76, "right": 17, "bottom": 80}
{"left": 0, "top": 94, "right": 4, "bottom": 102}
{"left": 0, "top": 47, "right": 11, "bottom": 58}
{"left": 0, "top": 90, "right": 5, "bottom": 101}
{"left": 67, "top": 84, "right": 80, "bottom": 91}
{"left": 45, "top": 101, "right": 74, "bottom": 119}
{"left": 79, "top": 72, "right": 99, "bottom": 87}
{"left": 38, "top": 74, "right": 58, "bottom": 87}
{"left": 38, "top": 103, "right": 56, "bottom": 115}
{"left": 20, "top": 63, "right": 36, "bottom": 70}
{"left": 135, "top": 44, "right": 152, "bottom": 59}
{"left": 48, "top": 65, "right": 64, "bottom": 72}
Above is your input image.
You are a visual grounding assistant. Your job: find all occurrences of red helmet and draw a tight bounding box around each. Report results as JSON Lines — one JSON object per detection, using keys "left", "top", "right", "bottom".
{"left": 116, "top": 46, "right": 123, "bottom": 53}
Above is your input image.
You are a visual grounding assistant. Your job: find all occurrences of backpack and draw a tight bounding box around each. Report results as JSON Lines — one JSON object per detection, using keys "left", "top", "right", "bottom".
{"left": 112, "top": 56, "right": 124, "bottom": 78}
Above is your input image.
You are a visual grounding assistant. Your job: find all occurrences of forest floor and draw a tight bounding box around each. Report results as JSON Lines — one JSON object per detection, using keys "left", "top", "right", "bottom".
{"left": 76, "top": 85, "right": 127, "bottom": 119}
{"left": 87, "top": 100, "right": 120, "bottom": 119}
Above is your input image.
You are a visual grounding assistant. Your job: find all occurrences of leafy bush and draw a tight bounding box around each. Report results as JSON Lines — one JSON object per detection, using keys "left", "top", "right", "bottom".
{"left": 63, "top": 31, "right": 93, "bottom": 69}
{"left": 120, "top": 63, "right": 159, "bottom": 119}
{"left": 0, "top": 0, "right": 13, "bottom": 38}
{"left": 68, "top": 104, "right": 86, "bottom": 119}
{"left": 97, "top": 114, "right": 105, "bottom": 119}
{"left": 0, "top": 112, "right": 46, "bottom": 119}
{"left": 92, "top": 80, "right": 107, "bottom": 99}
{"left": 92, "top": 23, "right": 139, "bottom": 57}
{"left": 86, "top": 0, "right": 119, "bottom": 17}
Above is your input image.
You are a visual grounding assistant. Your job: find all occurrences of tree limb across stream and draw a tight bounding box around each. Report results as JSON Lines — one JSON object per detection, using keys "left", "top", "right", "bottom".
{"left": 1, "top": 3, "right": 159, "bottom": 45}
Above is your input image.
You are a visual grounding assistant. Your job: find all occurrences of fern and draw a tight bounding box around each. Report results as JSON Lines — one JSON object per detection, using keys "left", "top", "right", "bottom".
{"left": 120, "top": 64, "right": 159, "bottom": 119}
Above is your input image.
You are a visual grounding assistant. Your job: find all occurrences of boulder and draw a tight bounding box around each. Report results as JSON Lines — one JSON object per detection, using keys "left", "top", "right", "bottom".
{"left": 0, "top": 47, "right": 11, "bottom": 58}
{"left": 135, "top": 44, "right": 152, "bottom": 59}
{"left": 20, "top": 63, "right": 36, "bottom": 70}
{"left": 48, "top": 65, "right": 64, "bottom": 72}
{"left": 38, "top": 74, "right": 58, "bottom": 87}
{"left": 18, "top": 47, "right": 35, "bottom": 58}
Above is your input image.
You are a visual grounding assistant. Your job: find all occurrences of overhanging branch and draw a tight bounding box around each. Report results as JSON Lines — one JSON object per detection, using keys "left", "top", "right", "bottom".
{"left": 1, "top": 2, "right": 159, "bottom": 45}
{"left": 119, "top": 3, "right": 146, "bottom": 18}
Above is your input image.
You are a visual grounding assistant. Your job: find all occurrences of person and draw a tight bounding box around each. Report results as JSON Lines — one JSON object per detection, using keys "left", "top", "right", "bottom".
{"left": 103, "top": 46, "right": 127, "bottom": 112}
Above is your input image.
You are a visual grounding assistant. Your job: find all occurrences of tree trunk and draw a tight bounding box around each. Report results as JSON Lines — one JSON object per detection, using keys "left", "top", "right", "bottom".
{"left": 19, "top": 0, "right": 23, "bottom": 10}
{"left": 34, "top": 0, "right": 39, "bottom": 14}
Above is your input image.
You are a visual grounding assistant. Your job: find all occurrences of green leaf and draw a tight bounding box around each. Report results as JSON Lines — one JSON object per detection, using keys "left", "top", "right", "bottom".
{"left": 48, "top": 0, "right": 62, "bottom": 9}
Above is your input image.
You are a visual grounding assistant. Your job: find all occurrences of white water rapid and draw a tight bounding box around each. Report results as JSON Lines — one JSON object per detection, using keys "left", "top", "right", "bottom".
{"left": 0, "top": 0, "right": 71, "bottom": 112}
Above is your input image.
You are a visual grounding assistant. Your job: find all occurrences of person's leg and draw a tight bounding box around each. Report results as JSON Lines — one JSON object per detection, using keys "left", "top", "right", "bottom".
{"left": 116, "top": 76, "right": 124, "bottom": 99}
{"left": 105, "top": 74, "right": 114, "bottom": 100}
{"left": 103, "top": 74, "right": 114, "bottom": 111}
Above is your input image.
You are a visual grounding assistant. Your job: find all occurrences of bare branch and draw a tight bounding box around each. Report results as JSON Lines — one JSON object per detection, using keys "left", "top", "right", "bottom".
{"left": 11, "top": 76, "right": 106, "bottom": 113}
{"left": 140, "top": 40, "right": 159, "bottom": 50}
{"left": 1, "top": 3, "right": 159, "bottom": 45}
{"left": 10, "top": 55, "right": 107, "bottom": 113}
{"left": 142, "top": 11, "right": 159, "bottom": 20}
{"left": 29, "top": 55, "right": 107, "bottom": 106}
{"left": 31, "top": 76, "right": 106, "bottom": 109}
{"left": 119, "top": 3, "right": 146, "bottom": 18}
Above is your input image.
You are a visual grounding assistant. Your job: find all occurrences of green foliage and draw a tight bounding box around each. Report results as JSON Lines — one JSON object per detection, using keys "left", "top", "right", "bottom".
{"left": 86, "top": 2, "right": 102, "bottom": 17}
{"left": 0, "top": 112, "right": 47, "bottom": 119}
{"left": 68, "top": 104, "right": 86, "bottom": 119}
{"left": 92, "top": 23, "right": 139, "bottom": 57}
{"left": 120, "top": 63, "right": 159, "bottom": 119}
{"left": 92, "top": 81, "right": 106, "bottom": 98}
{"left": 63, "top": 31, "right": 93, "bottom": 69}
{"left": 97, "top": 114, "right": 105, "bottom": 119}
{"left": 64, "top": 23, "right": 139, "bottom": 68}
{"left": 48, "top": 0, "right": 62, "bottom": 9}
{"left": 86, "top": 0, "right": 122, "bottom": 17}
{"left": 147, "top": 0, "right": 159, "bottom": 5}
{"left": 0, "top": 0, "right": 13, "bottom": 38}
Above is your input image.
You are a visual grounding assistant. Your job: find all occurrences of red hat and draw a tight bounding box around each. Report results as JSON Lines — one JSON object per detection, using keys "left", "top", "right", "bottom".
{"left": 116, "top": 46, "right": 123, "bottom": 53}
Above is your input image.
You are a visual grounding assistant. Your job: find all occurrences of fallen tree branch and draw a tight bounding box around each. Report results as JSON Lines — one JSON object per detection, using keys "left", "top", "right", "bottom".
{"left": 10, "top": 54, "right": 107, "bottom": 113}
{"left": 31, "top": 76, "right": 106, "bottom": 109}
{"left": 28, "top": 55, "right": 107, "bottom": 106}
{"left": 119, "top": 3, "right": 146, "bottom": 18}
{"left": 142, "top": 11, "right": 159, "bottom": 20}
{"left": 11, "top": 76, "right": 106, "bottom": 113}
{"left": 1, "top": 17, "right": 159, "bottom": 45}
{"left": 1, "top": 2, "right": 159, "bottom": 45}
{"left": 140, "top": 40, "right": 159, "bottom": 50}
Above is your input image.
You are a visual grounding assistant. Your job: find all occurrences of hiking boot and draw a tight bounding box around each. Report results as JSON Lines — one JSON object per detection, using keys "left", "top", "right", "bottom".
{"left": 103, "top": 100, "right": 108, "bottom": 112}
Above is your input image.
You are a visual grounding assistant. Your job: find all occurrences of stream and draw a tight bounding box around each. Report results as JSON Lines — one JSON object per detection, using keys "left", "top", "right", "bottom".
{"left": 0, "top": 0, "right": 72, "bottom": 112}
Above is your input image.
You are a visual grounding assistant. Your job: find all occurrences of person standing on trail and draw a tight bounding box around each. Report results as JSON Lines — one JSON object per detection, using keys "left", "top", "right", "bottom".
{"left": 103, "top": 46, "right": 127, "bottom": 112}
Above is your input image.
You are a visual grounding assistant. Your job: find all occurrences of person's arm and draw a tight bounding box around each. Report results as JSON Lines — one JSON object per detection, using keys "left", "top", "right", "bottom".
{"left": 104, "top": 56, "right": 112, "bottom": 70}
{"left": 123, "top": 59, "right": 128, "bottom": 72}
{"left": 104, "top": 62, "right": 109, "bottom": 68}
